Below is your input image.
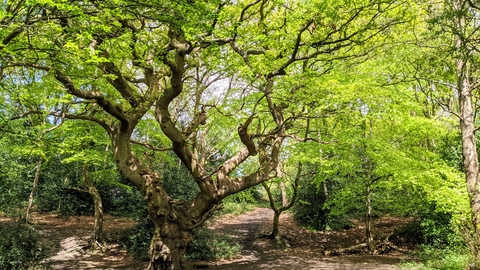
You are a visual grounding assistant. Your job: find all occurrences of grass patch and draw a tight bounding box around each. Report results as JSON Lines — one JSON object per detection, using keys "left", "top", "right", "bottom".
{"left": 401, "top": 245, "right": 471, "bottom": 270}
{"left": 220, "top": 201, "right": 255, "bottom": 216}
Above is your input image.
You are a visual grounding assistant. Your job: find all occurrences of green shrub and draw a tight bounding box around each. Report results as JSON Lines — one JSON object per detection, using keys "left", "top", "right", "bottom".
{"left": 419, "top": 211, "right": 463, "bottom": 247}
{"left": 162, "top": 161, "right": 200, "bottom": 202}
{"left": 292, "top": 179, "right": 328, "bottom": 230}
{"left": 0, "top": 221, "right": 50, "bottom": 270}
{"left": 395, "top": 203, "right": 469, "bottom": 270}
{"left": 118, "top": 217, "right": 153, "bottom": 261}
{"left": 391, "top": 219, "right": 424, "bottom": 246}
{"left": 327, "top": 219, "right": 355, "bottom": 231}
{"left": 220, "top": 201, "right": 255, "bottom": 215}
{"left": 393, "top": 204, "right": 464, "bottom": 247}
{"left": 186, "top": 226, "right": 241, "bottom": 261}
{"left": 402, "top": 245, "right": 470, "bottom": 270}
{"left": 97, "top": 181, "right": 147, "bottom": 220}
{"left": 219, "top": 187, "right": 259, "bottom": 215}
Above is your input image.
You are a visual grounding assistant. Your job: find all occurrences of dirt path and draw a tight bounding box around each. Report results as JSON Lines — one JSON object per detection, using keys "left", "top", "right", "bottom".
{"left": 206, "top": 208, "right": 409, "bottom": 270}
{"left": 33, "top": 214, "right": 148, "bottom": 270}
{"left": 6, "top": 208, "right": 413, "bottom": 269}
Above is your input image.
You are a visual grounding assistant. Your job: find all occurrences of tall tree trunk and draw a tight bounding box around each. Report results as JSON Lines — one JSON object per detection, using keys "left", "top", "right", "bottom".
{"left": 362, "top": 119, "right": 376, "bottom": 254}
{"left": 25, "top": 157, "right": 43, "bottom": 222}
{"left": 458, "top": 66, "right": 480, "bottom": 268}
{"left": 82, "top": 166, "right": 105, "bottom": 248}
{"left": 454, "top": 0, "right": 480, "bottom": 266}
{"left": 365, "top": 180, "right": 375, "bottom": 254}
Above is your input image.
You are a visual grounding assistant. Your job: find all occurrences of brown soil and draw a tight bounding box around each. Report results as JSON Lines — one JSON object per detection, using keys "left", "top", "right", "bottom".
{"left": 1, "top": 209, "right": 414, "bottom": 269}
{"left": 11, "top": 214, "right": 148, "bottom": 270}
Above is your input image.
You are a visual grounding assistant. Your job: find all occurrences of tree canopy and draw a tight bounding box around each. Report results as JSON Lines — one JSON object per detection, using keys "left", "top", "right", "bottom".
{"left": 0, "top": 0, "right": 479, "bottom": 269}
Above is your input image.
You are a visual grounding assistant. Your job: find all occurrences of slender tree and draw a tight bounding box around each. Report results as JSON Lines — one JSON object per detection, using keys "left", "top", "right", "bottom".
{"left": 452, "top": 1, "right": 480, "bottom": 265}
{"left": 262, "top": 162, "right": 302, "bottom": 240}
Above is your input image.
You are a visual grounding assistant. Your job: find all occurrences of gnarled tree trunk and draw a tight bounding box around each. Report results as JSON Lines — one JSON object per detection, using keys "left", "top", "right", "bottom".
{"left": 147, "top": 218, "right": 192, "bottom": 270}
{"left": 142, "top": 175, "right": 195, "bottom": 270}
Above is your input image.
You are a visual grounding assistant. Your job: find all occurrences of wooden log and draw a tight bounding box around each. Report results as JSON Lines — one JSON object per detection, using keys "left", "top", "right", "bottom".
{"left": 324, "top": 243, "right": 368, "bottom": 256}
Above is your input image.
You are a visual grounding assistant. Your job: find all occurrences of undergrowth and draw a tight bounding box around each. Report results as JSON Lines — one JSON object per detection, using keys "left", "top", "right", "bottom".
{"left": 219, "top": 187, "right": 259, "bottom": 216}
{"left": 0, "top": 220, "right": 51, "bottom": 270}
{"left": 401, "top": 245, "right": 471, "bottom": 270}
{"left": 220, "top": 201, "right": 255, "bottom": 215}
{"left": 395, "top": 209, "right": 472, "bottom": 270}
{"left": 185, "top": 226, "right": 242, "bottom": 261}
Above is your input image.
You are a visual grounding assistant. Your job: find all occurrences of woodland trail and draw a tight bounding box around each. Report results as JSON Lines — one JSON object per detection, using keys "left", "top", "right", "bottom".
{"left": 205, "top": 207, "right": 410, "bottom": 270}
{"left": 28, "top": 208, "right": 413, "bottom": 269}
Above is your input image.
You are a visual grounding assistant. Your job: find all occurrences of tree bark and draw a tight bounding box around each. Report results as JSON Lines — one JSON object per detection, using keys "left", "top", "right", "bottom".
{"left": 147, "top": 219, "right": 192, "bottom": 270}
{"left": 280, "top": 181, "right": 288, "bottom": 207}
{"left": 272, "top": 210, "right": 280, "bottom": 239}
{"left": 454, "top": 0, "right": 480, "bottom": 266}
{"left": 82, "top": 165, "right": 105, "bottom": 248}
{"left": 144, "top": 179, "right": 195, "bottom": 270}
{"left": 25, "top": 157, "right": 43, "bottom": 222}
{"left": 365, "top": 180, "right": 375, "bottom": 254}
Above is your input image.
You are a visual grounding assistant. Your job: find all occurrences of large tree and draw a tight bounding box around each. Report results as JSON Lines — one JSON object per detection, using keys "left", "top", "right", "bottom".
{"left": 0, "top": 0, "right": 410, "bottom": 268}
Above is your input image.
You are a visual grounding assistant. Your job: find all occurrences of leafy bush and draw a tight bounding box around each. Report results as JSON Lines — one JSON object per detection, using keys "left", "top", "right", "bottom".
{"left": 391, "top": 219, "right": 424, "bottom": 246}
{"left": 36, "top": 175, "right": 147, "bottom": 219}
{"left": 162, "top": 161, "right": 200, "bottom": 202}
{"left": 118, "top": 217, "right": 153, "bottom": 261}
{"left": 402, "top": 245, "right": 470, "bottom": 270}
{"left": 327, "top": 219, "right": 355, "bottom": 231}
{"left": 0, "top": 221, "right": 50, "bottom": 270}
{"left": 292, "top": 179, "right": 328, "bottom": 230}
{"left": 220, "top": 201, "right": 255, "bottom": 216}
{"left": 419, "top": 210, "right": 463, "bottom": 247}
{"left": 392, "top": 203, "right": 464, "bottom": 248}
{"left": 394, "top": 203, "right": 469, "bottom": 270}
{"left": 220, "top": 187, "right": 259, "bottom": 215}
{"left": 186, "top": 226, "right": 241, "bottom": 261}
{"left": 0, "top": 153, "right": 38, "bottom": 216}
{"left": 97, "top": 181, "right": 147, "bottom": 220}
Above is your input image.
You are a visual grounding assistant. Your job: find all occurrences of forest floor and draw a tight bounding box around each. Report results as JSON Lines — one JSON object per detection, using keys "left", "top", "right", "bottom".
{"left": 204, "top": 207, "right": 414, "bottom": 270}
{"left": 1, "top": 208, "right": 416, "bottom": 269}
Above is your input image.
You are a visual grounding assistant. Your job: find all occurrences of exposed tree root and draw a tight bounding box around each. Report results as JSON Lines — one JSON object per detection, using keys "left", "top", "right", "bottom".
{"left": 258, "top": 231, "right": 293, "bottom": 248}
{"left": 86, "top": 235, "right": 107, "bottom": 253}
